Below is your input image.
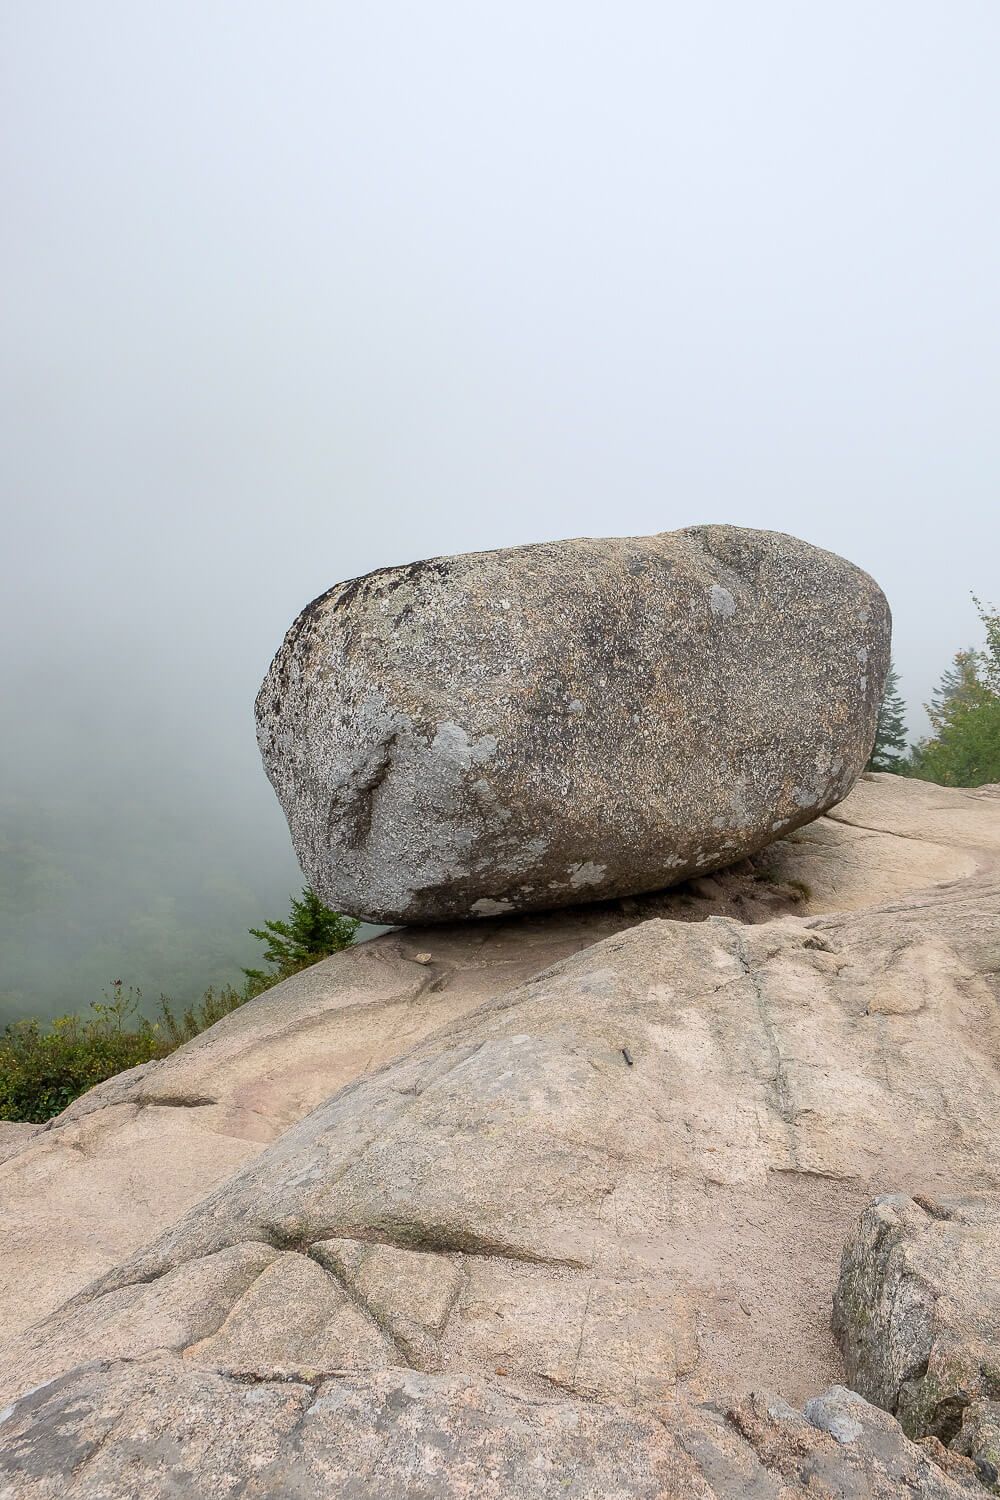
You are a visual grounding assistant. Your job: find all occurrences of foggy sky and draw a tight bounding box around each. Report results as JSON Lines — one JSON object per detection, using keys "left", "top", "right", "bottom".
{"left": 2, "top": 3, "right": 999, "bottom": 894}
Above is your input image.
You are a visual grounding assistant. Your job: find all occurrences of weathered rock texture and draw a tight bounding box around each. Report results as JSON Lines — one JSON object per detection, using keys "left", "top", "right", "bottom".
{"left": 5, "top": 860, "right": 1000, "bottom": 1422}
{"left": 834, "top": 1192, "right": 1000, "bottom": 1446}
{"left": 0, "top": 1362, "right": 982, "bottom": 1499}
{"left": 954, "top": 1400, "right": 1000, "bottom": 1491}
{"left": 256, "top": 526, "right": 890, "bottom": 923}
{"left": 0, "top": 857, "right": 805, "bottom": 1343}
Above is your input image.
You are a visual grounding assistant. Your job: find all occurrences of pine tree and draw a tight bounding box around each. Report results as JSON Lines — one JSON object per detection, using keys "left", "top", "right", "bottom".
{"left": 909, "top": 600, "right": 1000, "bottom": 788}
{"left": 242, "top": 888, "right": 358, "bottom": 990}
{"left": 928, "top": 648, "right": 979, "bottom": 729}
{"left": 867, "top": 660, "right": 909, "bottom": 773}
{"left": 973, "top": 594, "right": 1000, "bottom": 696}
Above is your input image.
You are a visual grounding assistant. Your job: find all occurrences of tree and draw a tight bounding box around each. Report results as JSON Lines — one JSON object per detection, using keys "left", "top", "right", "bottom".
{"left": 867, "top": 660, "right": 909, "bottom": 773}
{"left": 909, "top": 599, "right": 1000, "bottom": 788}
{"left": 928, "top": 649, "right": 980, "bottom": 727}
{"left": 242, "top": 887, "right": 359, "bottom": 990}
{"left": 974, "top": 593, "right": 1000, "bottom": 696}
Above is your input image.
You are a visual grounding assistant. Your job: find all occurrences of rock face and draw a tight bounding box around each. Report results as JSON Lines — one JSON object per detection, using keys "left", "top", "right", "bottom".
{"left": 954, "top": 1400, "right": 1000, "bottom": 1490}
{"left": 834, "top": 1193, "right": 1000, "bottom": 1447}
{"left": 0, "top": 857, "right": 808, "bottom": 1342}
{"left": 1, "top": 778, "right": 997, "bottom": 1358}
{"left": 0, "top": 1362, "right": 981, "bottom": 1500}
{"left": 256, "top": 526, "right": 890, "bottom": 923}
{"left": 5, "top": 865, "right": 1000, "bottom": 1423}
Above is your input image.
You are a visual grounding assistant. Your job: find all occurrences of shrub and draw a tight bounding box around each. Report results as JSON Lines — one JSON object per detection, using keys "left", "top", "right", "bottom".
{"left": 0, "top": 982, "right": 167, "bottom": 1124}
{"left": 155, "top": 984, "right": 253, "bottom": 1048}
{"left": 909, "top": 600, "right": 1000, "bottom": 788}
{"left": 0, "top": 889, "right": 358, "bottom": 1124}
{"left": 242, "top": 887, "right": 359, "bottom": 989}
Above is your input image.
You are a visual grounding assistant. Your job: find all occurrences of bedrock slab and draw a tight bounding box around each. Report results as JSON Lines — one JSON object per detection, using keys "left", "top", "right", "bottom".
{"left": 5, "top": 873, "right": 999, "bottom": 1415}
{"left": 0, "top": 1359, "right": 982, "bottom": 1499}
{"left": 0, "top": 780, "right": 995, "bottom": 1360}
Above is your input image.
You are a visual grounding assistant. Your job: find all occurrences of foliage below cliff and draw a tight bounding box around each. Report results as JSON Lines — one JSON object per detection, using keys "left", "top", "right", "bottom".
{"left": 908, "top": 599, "right": 1000, "bottom": 787}
{"left": 0, "top": 890, "right": 358, "bottom": 1124}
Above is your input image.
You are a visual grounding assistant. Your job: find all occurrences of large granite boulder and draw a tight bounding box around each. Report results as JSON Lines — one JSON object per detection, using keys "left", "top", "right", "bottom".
{"left": 256, "top": 526, "right": 890, "bottom": 923}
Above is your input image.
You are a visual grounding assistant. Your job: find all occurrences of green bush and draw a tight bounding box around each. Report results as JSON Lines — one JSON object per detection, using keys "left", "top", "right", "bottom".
{"left": 0, "top": 982, "right": 167, "bottom": 1124}
{"left": 243, "top": 887, "right": 359, "bottom": 989}
{"left": 0, "top": 888, "right": 358, "bottom": 1124}
{"left": 909, "top": 600, "right": 1000, "bottom": 788}
{"left": 908, "top": 688, "right": 1000, "bottom": 787}
{"left": 155, "top": 984, "right": 254, "bottom": 1048}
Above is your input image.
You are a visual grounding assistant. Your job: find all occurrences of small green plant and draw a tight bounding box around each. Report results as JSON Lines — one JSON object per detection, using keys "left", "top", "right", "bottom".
{"left": 242, "top": 887, "right": 359, "bottom": 990}
{"left": 0, "top": 890, "right": 359, "bottom": 1124}
{"left": 155, "top": 985, "right": 252, "bottom": 1047}
{"left": 783, "top": 878, "right": 813, "bottom": 903}
{"left": 0, "top": 981, "right": 168, "bottom": 1124}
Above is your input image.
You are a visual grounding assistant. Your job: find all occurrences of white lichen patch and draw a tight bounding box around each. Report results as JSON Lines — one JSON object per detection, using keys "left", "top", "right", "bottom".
{"left": 497, "top": 836, "right": 549, "bottom": 877}
{"left": 470, "top": 897, "right": 514, "bottom": 917}
{"left": 567, "top": 861, "right": 606, "bottom": 888}
{"left": 726, "top": 783, "right": 751, "bottom": 828}
{"left": 804, "top": 1394, "right": 866, "bottom": 1447}
{"left": 432, "top": 722, "right": 498, "bottom": 768}
{"left": 709, "top": 584, "right": 736, "bottom": 619}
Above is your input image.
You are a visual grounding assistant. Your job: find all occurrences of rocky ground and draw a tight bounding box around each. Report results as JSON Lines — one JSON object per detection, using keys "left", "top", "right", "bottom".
{"left": 1, "top": 772, "right": 999, "bottom": 1497}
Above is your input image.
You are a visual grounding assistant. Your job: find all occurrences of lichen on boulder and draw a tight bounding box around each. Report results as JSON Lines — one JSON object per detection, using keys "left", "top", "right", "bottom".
{"left": 833, "top": 1192, "right": 1000, "bottom": 1446}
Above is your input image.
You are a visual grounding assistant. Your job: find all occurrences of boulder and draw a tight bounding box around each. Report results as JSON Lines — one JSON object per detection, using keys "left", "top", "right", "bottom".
{"left": 833, "top": 1192, "right": 1000, "bottom": 1443}
{"left": 256, "top": 526, "right": 890, "bottom": 923}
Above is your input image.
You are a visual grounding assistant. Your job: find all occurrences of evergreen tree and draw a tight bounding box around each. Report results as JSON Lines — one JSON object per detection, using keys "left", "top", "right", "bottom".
{"left": 928, "top": 649, "right": 980, "bottom": 729}
{"left": 243, "top": 888, "right": 358, "bottom": 990}
{"left": 973, "top": 593, "right": 1000, "bottom": 696}
{"left": 909, "top": 599, "right": 1000, "bottom": 788}
{"left": 867, "top": 660, "right": 909, "bottom": 773}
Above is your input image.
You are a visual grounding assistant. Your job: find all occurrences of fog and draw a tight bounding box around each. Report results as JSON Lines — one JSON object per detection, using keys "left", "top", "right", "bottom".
{"left": 2, "top": 3, "right": 998, "bottom": 1021}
